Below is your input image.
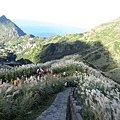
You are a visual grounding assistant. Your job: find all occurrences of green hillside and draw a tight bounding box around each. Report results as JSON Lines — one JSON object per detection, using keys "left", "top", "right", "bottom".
{"left": 0, "top": 16, "right": 120, "bottom": 82}
{"left": 81, "top": 18, "right": 120, "bottom": 82}
{"left": 34, "top": 18, "right": 120, "bottom": 82}
{"left": 0, "top": 15, "right": 26, "bottom": 62}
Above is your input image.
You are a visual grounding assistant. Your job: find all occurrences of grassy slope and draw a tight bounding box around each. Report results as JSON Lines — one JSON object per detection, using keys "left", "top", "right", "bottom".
{"left": 38, "top": 18, "right": 120, "bottom": 81}
{"left": 0, "top": 18, "right": 120, "bottom": 82}
{"left": 81, "top": 19, "right": 120, "bottom": 82}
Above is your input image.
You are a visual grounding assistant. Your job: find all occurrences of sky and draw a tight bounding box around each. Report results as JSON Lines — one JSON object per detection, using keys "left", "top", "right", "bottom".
{"left": 0, "top": 0, "right": 120, "bottom": 30}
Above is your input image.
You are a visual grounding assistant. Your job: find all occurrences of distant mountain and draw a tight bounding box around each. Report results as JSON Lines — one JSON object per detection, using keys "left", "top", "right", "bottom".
{"left": 0, "top": 15, "right": 26, "bottom": 40}
{"left": 0, "top": 15, "right": 33, "bottom": 64}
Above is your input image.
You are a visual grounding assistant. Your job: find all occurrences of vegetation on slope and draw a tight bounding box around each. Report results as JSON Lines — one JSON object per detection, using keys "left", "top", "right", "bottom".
{"left": 0, "top": 16, "right": 120, "bottom": 82}
{"left": 0, "top": 15, "right": 25, "bottom": 40}
{"left": 0, "top": 55, "right": 119, "bottom": 120}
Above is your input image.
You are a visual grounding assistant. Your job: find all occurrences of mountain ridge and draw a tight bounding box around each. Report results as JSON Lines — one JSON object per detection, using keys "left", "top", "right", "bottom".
{"left": 0, "top": 15, "right": 120, "bottom": 83}
{"left": 0, "top": 15, "right": 26, "bottom": 39}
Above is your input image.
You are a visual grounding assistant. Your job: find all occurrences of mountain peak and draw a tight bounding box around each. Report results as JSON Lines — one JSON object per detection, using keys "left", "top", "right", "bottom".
{"left": 0, "top": 15, "right": 8, "bottom": 23}
{"left": 0, "top": 15, "right": 7, "bottom": 18}
{"left": 0, "top": 15, "right": 26, "bottom": 37}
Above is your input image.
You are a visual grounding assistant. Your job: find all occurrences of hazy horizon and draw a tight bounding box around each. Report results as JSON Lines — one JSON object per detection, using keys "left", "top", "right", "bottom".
{"left": 0, "top": 0, "right": 120, "bottom": 30}
{"left": 12, "top": 19, "right": 87, "bottom": 38}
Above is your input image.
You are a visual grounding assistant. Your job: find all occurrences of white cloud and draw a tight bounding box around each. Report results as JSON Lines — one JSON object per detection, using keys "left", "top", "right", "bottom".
{"left": 0, "top": 0, "right": 120, "bottom": 29}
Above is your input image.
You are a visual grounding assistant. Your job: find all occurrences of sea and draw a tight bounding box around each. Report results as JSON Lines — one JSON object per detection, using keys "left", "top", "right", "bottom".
{"left": 13, "top": 20, "right": 87, "bottom": 38}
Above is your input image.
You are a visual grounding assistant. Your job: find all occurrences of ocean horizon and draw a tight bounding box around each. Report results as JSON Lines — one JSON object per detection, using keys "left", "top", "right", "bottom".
{"left": 13, "top": 20, "right": 87, "bottom": 38}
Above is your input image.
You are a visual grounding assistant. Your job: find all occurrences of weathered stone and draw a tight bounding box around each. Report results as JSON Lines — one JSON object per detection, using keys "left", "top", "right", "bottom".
{"left": 36, "top": 88, "right": 71, "bottom": 120}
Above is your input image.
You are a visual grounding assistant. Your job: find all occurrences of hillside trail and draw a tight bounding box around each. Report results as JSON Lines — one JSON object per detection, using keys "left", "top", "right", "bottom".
{"left": 83, "top": 39, "right": 119, "bottom": 59}
{"left": 106, "top": 67, "right": 120, "bottom": 73}
{"left": 82, "top": 24, "right": 118, "bottom": 59}
{"left": 36, "top": 88, "right": 71, "bottom": 120}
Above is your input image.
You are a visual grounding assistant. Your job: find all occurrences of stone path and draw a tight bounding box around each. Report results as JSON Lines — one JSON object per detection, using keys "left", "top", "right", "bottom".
{"left": 36, "top": 88, "right": 71, "bottom": 120}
